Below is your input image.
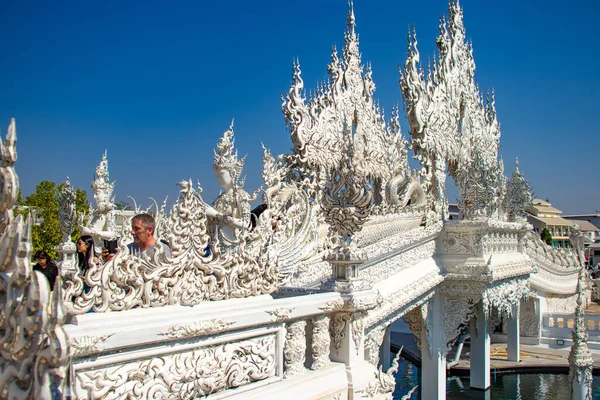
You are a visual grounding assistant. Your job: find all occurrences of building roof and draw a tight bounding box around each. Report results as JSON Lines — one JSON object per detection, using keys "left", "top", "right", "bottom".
{"left": 528, "top": 214, "right": 576, "bottom": 227}
{"left": 529, "top": 198, "right": 563, "bottom": 215}
{"left": 564, "top": 214, "right": 600, "bottom": 218}
{"left": 566, "top": 220, "right": 599, "bottom": 232}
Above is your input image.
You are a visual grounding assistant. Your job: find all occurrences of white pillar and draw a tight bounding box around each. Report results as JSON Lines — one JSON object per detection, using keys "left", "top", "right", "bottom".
{"left": 380, "top": 325, "right": 391, "bottom": 370}
{"left": 469, "top": 302, "right": 490, "bottom": 390}
{"left": 421, "top": 293, "right": 447, "bottom": 400}
{"left": 506, "top": 305, "right": 520, "bottom": 362}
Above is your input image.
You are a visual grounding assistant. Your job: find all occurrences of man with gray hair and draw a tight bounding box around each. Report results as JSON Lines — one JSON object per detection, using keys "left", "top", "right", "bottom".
{"left": 102, "top": 213, "right": 171, "bottom": 262}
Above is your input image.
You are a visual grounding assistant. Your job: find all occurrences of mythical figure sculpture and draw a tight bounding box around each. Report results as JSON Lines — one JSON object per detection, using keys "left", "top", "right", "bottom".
{"left": 203, "top": 121, "right": 253, "bottom": 249}
{"left": 78, "top": 151, "right": 117, "bottom": 255}
{"left": 569, "top": 224, "right": 592, "bottom": 268}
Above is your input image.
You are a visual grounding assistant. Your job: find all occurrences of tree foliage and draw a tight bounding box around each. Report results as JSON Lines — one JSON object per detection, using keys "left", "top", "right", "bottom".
{"left": 115, "top": 200, "right": 132, "bottom": 210}
{"left": 17, "top": 181, "right": 89, "bottom": 260}
{"left": 540, "top": 227, "right": 553, "bottom": 246}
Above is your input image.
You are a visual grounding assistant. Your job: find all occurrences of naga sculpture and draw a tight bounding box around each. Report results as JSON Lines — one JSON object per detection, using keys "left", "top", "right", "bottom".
{"left": 78, "top": 151, "right": 117, "bottom": 255}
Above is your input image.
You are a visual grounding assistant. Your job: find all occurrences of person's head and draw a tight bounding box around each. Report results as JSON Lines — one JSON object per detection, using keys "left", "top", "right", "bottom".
{"left": 77, "top": 235, "right": 94, "bottom": 254}
{"left": 131, "top": 213, "right": 156, "bottom": 250}
{"left": 34, "top": 250, "right": 52, "bottom": 268}
{"left": 77, "top": 235, "right": 95, "bottom": 269}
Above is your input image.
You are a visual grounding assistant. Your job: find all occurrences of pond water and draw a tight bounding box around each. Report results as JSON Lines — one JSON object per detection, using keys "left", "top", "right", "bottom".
{"left": 392, "top": 357, "right": 600, "bottom": 399}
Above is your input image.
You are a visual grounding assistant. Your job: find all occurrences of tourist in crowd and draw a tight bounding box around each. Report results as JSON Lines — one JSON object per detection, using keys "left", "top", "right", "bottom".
{"left": 32, "top": 250, "right": 59, "bottom": 291}
{"left": 102, "top": 213, "right": 171, "bottom": 263}
{"left": 77, "top": 235, "right": 99, "bottom": 275}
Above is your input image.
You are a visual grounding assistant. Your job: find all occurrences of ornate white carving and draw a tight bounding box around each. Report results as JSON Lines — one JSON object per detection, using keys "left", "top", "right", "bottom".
{"left": 70, "top": 334, "right": 113, "bottom": 357}
{"left": 75, "top": 335, "right": 277, "bottom": 399}
{"left": 350, "top": 311, "right": 366, "bottom": 355}
{"left": 63, "top": 152, "right": 279, "bottom": 313}
{"left": 442, "top": 295, "right": 477, "bottom": 353}
{"left": 78, "top": 151, "right": 117, "bottom": 252}
{"left": 58, "top": 177, "right": 76, "bottom": 243}
{"left": 568, "top": 266, "right": 593, "bottom": 399}
{"left": 505, "top": 158, "right": 533, "bottom": 222}
{"left": 311, "top": 315, "right": 331, "bottom": 370}
{"left": 284, "top": 320, "right": 307, "bottom": 378}
{"left": 364, "top": 325, "right": 386, "bottom": 366}
{"left": 281, "top": 5, "right": 410, "bottom": 201}
{"left": 0, "top": 119, "right": 69, "bottom": 398}
{"left": 0, "top": 119, "right": 18, "bottom": 232}
{"left": 361, "top": 349, "right": 415, "bottom": 399}
{"left": 205, "top": 121, "right": 254, "bottom": 249}
{"left": 401, "top": 2, "right": 502, "bottom": 219}
{"left": 266, "top": 307, "right": 295, "bottom": 322}
{"left": 159, "top": 318, "right": 235, "bottom": 339}
{"left": 330, "top": 312, "right": 350, "bottom": 355}
{"left": 56, "top": 177, "right": 78, "bottom": 275}
{"left": 403, "top": 307, "right": 425, "bottom": 351}
{"left": 319, "top": 299, "right": 345, "bottom": 312}
{"left": 482, "top": 278, "right": 530, "bottom": 318}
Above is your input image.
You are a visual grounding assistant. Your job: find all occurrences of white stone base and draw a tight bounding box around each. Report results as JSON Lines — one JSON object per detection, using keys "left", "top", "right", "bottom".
{"left": 228, "top": 363, "right": 349, "bottom": 400}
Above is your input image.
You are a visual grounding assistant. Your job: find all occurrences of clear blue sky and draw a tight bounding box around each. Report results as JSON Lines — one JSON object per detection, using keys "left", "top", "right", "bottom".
{"left": 1, "top": 0, "right": 598, "bottom": 214}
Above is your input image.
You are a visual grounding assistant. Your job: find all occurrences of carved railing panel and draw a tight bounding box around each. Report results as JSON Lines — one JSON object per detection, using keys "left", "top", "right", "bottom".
{"left": 74, "top": 335, "right": 278, "bottom": 399}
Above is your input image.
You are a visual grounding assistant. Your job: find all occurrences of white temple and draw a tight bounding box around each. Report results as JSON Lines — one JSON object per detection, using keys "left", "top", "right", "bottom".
{"left": 0, "top": 2, "right": 591, "bottom": 400}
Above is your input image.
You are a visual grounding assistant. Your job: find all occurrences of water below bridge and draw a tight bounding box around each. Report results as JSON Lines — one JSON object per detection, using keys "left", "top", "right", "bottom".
{"left": 392, "top": 357, "right": 600, "bottom": 399}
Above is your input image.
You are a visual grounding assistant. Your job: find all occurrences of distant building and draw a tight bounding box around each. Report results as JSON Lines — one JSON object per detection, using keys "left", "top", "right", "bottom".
{"left": 563, "top": 213, "right": 600, "bottom": 266}
{"left": 527, "top": 199, "right": 575, "bottom": 249}
{"left": 562, "top": 213, "right": 600, "bottom": 243}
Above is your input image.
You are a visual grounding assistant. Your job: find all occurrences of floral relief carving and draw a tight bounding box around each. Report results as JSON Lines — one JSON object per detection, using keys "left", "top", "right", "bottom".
{"left": 364, "top": 325, "right": 386, "bottom": 366}
{"left": 70, "top": 334, "right": 113, "bottom": 357}
{"left": 75, "top": 335, "right": 277, "bottom": 399}
{"left": 266, "top": 307, "right": 295, "bottom": 323}
{"left": 481, "top": 278, "right": 530, "bottom": 318}
{"left": 311, "top": 315, "right": 331, "bottom": 370}
{"left": 319, "top": 299, "right": 345, "bottom": 312}
{"left": 330, "top": 313, "right": 350, "bottom": 355}
{"left": 284, "top": 320, "right": 307, "bottom": 378}
{"left": 159, "top": 318, "right": 235, "bottom": 339}
{"left": 443, "top": 295, "right": 477, "bottom": 354}
{"left": 351, "top": 312, "right": 366, "bottom": 355}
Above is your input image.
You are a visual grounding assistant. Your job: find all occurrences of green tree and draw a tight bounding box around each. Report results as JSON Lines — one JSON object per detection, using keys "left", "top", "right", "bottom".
{"left": 19, "top": 181, "right": 90, "bottom": 260}
{"left": 24, "top": 181, "right": 61, "bottom": 259}
{"left": 540, "top": 227, "right": 553, "bottom": 246}
{"left": 115, "top": 200, "right": 132, "bottom": 210}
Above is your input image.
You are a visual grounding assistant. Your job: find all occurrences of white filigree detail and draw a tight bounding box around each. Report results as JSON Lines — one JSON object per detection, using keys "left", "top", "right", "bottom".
{"left": 70, "top": 334, "right": 113, "bottom": 357}
{"left": 75, "top": 335, "right": 276, "bottom": 399}
{"left": 364, "top": 325, "right": 386, "bottom": 366}
{"left": 505, "top": 158, "right": 533, "bottom": 223}
{"left": 0, "top": 119, "right": 69, "bottom": 398}
{"left": 159, "top": 319, "right": 235, "bottom": 339}
{"left": 311, "top": 315, "right": 331, "bottom": 370}
{"left": 266, "top": 307, "right": 295, "bottom": 322}
{"left": 284, "top": 320, "right": 307, "bottom": 378}
{"left": 482, "top": 278, "right": 530, "bottom": 318}
{"left": 330, "top": 312, "right": 350, "bottom": 355}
